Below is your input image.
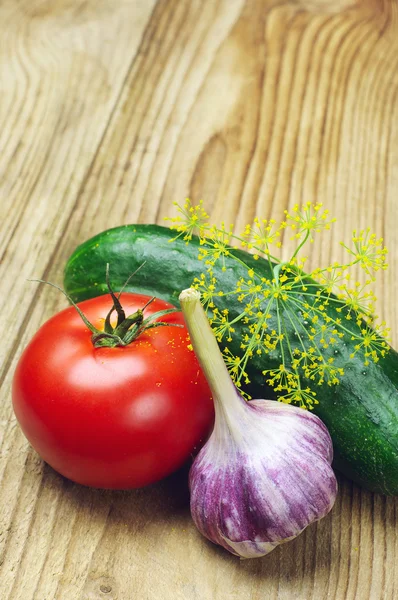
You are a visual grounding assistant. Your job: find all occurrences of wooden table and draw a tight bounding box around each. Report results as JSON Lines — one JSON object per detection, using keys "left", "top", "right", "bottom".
{"left": 1, "top": 1, "right": 397, "bottom": 598}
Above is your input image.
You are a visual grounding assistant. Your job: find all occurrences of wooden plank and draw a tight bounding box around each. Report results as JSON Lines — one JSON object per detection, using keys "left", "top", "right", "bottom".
{"left": 0, "top": 0, "right": 157, "bottom": 373}
{"left": 0, "top": 1, "right": 397, "bottom": 599}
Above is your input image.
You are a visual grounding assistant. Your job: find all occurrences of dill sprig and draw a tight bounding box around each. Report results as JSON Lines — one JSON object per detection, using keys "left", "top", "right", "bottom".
{"left": 165, "top": 200, "right": 389, "bottom": 409}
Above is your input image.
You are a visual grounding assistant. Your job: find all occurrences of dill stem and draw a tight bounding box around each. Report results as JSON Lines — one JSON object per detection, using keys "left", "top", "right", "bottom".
{"left": 275, "top": 297, "right": 285, "bottom": 367}
{"left": 290, "top": 230, "right": 310, "bottom": 262}
{"left": 281, "top": 300, "right": 310, "bottom": 357}
{"left": 283, "top": 300, "right": 330, "bottom": 365}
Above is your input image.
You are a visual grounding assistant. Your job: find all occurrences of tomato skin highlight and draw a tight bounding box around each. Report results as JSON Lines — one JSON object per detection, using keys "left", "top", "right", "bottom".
{"left": 12, "top": 293, "right": 214, "bottom": 489}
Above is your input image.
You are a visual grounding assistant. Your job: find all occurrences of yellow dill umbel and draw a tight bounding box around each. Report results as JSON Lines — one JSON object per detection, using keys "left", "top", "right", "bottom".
{"left": 165, "top": 199, "right": 390, "bottom": 409}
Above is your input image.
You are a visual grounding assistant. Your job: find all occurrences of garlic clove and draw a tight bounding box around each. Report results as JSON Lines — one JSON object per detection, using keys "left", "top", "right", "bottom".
{"left": 220, "top": 538, "right": 282, "bottom": 560}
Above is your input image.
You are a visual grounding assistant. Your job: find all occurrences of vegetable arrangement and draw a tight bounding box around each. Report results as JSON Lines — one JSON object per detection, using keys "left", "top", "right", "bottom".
{"left": 63, "top": 206, "right": 398, "bottom": 496}
{"left": 12, "top": 200, "right": 397, "bottom": 560}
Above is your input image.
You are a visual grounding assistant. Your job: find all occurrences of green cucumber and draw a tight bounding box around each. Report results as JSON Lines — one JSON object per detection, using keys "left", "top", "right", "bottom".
{"left": 64, "top": 224, "right": 398, "bottom": 495}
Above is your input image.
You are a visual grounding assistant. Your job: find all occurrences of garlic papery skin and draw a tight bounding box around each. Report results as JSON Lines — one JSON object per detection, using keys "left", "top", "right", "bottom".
{"left": 179, "top": 288, "right": 338, "bottom": 559}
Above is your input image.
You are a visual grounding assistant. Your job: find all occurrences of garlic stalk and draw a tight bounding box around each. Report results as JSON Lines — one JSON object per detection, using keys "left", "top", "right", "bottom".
{"left": 179, "top": 288, "right": 338, "bottom": 559}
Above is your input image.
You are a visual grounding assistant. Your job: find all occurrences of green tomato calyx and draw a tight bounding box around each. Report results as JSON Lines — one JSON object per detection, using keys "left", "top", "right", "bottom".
{"left": 30, "top": 264, "right": 182, "bottom": 349}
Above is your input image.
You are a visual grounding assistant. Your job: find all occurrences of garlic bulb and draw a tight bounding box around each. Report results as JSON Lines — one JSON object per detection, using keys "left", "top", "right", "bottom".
{"left": 179, "top": 288, "right": 337, "bottom": 559}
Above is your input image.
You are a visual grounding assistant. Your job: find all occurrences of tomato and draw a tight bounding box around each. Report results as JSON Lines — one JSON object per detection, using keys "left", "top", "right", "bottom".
{"left": 12, "top": 293, "right": 214, "bottom": 489}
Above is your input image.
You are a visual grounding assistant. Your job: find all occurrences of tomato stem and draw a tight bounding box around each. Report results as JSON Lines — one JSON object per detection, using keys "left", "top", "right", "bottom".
{"left": 105, "top": 263, "right": 126, "bottom": 327}
{"left": 30, "top": 266, "right": 182, "bottom": 349}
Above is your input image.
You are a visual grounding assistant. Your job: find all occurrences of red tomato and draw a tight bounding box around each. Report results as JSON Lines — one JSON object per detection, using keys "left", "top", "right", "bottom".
{"left": 12, "top": 293, "right": 214, "bottom": 489}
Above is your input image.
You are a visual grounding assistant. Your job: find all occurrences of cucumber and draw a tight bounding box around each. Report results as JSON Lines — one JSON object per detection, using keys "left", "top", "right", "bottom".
{"left": 64, "top": 224, "right": 398, "bottom": 495}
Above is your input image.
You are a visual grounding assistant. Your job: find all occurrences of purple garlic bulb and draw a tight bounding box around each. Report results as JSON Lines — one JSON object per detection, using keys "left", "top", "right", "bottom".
{"left": 189, "top": 396, "right": 337, "bottom": 558}
{"left": 179, "top": 288, "right": 337, "bottom": 559}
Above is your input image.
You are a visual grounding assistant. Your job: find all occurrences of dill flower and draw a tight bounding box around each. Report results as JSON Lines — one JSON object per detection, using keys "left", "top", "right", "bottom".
{"left": 165, "top": 200, "right": 390, "bottom": 408}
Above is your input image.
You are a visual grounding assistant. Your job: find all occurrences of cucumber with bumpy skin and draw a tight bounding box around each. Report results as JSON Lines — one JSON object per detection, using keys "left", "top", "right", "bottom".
{"left": 64, "top": 224, "right": 398, "bottom": 495}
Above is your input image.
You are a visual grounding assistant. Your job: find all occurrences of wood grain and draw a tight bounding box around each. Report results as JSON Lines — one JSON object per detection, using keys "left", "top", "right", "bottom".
{"left": 0, "top": 1, "right": 397, "bottom": 599}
